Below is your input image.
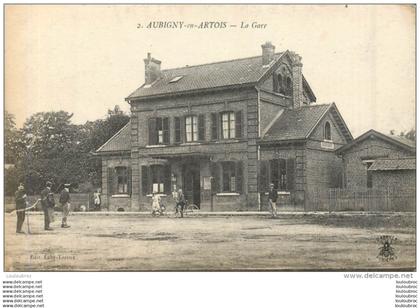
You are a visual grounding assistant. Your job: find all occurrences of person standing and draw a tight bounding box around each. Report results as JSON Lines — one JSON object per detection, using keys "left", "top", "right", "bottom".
{"left": 40, "top": 181, "right": 54, "bottom": 230}
{"left": 175, "top": 189, "right": 186, "bottom": 218}
{"left": 59, "top": 184, "right": 71, "bottom": 228}
{"left": 14, "top": 183, "right": 27, "bottom": 233}
{"left": 151, "top": 191, "right": 161, "bottom": 216}
{"left": 268, "top": 183, "right": 278, "bottom": 218}
{"left": 93, "top": 188, "right": 101, "bottom": 211}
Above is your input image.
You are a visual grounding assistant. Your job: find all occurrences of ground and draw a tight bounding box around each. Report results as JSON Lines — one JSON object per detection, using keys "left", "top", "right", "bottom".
{"left": 4, "top": 212, "right": 416, "bottom": 271}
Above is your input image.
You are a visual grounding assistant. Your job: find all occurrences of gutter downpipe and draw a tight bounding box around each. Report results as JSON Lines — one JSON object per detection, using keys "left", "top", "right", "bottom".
{"left": 256, "top": 87, "right": 261, "bottom": 211}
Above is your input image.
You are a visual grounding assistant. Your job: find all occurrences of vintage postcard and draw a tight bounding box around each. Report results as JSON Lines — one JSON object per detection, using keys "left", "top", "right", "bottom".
{"left": 4, "top": 4, "right": 416, "bottom": 274}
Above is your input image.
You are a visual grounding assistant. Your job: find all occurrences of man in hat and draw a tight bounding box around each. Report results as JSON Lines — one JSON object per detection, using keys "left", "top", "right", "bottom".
{"left": 14, "top": 183, "right": 27, "bottom": 233}
{"left": 267, "top": 182, "right": 278, "bottom": 218}
{"left": 40, "top": 181, "right": 54, "bottom": 230}
{"left": 59, "top": 184, "right": 71, "bottom": 228}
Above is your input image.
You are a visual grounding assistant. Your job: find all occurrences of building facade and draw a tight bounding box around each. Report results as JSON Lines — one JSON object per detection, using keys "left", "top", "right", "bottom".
{"left": 96, "top": 42, "right": 353, "bottom": 211}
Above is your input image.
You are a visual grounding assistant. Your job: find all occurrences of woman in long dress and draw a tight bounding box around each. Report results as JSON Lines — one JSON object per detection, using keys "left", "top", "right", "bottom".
{"left": 151, "top": 192, "right": 161, "bottom": 215}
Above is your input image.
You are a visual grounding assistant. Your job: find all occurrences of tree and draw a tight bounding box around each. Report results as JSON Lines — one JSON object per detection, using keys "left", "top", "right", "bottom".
{"left": 390, "top": 128, "right": 416, "bottom": 142}
{"left": 5, "top": 111, "right": 25, "bottom": 164}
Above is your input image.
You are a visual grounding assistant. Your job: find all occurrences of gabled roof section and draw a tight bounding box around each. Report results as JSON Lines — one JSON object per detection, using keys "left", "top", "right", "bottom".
{"left": 127, "top": 52, "right": 288, "bottom": 100}
{"left": 261, "top": 103, "right": 353, "bottom": 143}
{"left": 303, "top": 75, "right": 316, "bottom": 102}
{"left": 369, "top": 157, "right": 416, "bottom": 171}
{"left": 336, "top": 129, "right": 416, "bottom": 155}
{"left": 96, "top": 122, "right": 131, "bottom": 153}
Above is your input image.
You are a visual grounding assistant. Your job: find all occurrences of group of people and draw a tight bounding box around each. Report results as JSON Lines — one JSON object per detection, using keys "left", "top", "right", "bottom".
{"left": 14, "top": 181, "right": 279, "bottom": 231}
{"left": 14, "top": 181, "right": 72, "bottom": 233}
{"left": 151, "top": 188, "right": 186, "bottom": 217}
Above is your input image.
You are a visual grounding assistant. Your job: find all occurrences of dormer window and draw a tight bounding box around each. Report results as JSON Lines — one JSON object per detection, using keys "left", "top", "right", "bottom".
{"left": 324, "top": 122, "right": 332, "bottom": 141}
{"left": 169, "top": 76, "right": 184, "bottom": 83}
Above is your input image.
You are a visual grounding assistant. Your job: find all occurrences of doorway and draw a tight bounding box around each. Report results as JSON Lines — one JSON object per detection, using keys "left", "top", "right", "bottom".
{"left": 183, "top": 162, "right": 201, "bottom": 208}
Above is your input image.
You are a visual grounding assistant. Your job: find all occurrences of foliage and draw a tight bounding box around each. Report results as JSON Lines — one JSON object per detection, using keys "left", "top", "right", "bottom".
{"left": 4, "top": 106, "right": 130, "bottom": 195}
{"left": 390, "top": 128, "right": 416, "bottom": 142}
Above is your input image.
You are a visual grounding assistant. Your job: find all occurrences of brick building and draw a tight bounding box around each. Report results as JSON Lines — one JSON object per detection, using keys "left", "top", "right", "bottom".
{"left": 336, "top": 129, "right": 416, "bottom": 191}
{"left": 96, "top": 42, "right": 353, "bottom": 211}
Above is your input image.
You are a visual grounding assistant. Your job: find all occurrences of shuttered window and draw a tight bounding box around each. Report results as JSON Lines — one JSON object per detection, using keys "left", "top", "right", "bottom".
{"left": 141, "top": 166, "right": 149, "bottom": 196}
{"left": 198, "top": 114, "right": 205, "bottom": 141}
{"left": 115, "top": 167, "right": 129, "bottom": 194}
{"left": 174, "top": 117, "right": 181, "bottom": 143}
{"left": 235, "top": 161, "right": 243, "bottom": 193}
{"left": 235, "top": 111, "right": 242, "bottom": 138}
{"left": 258, "top": 160, "right": 269, "bottom": 192}
{"left": 210, "top": 162, "right": 220, "bottom": 193}
{"left": 107, "top": 166, "right": 132, "bottom": 196}
{"left": 185, "top": 115, "right": 198, "bottom": 142}
{"left": 222, "top": 161, "right": 236, "bottom": 192}
{"left": 211, "top": 113, "right": 218, "bottom": 140}
{"left": 148, "top": 117, "right": 170, "bottom": 145}
{"left": 269, "top": 158, "right": 295, "bottom": 191}
{"left": 221, "top": 112, "right": 235, "bottom": 139}
{"left": 107, "top": 167, "right": 115, "bottom": 196}
{"left": 217, "top": 161, "right": 243, "bottom": 193}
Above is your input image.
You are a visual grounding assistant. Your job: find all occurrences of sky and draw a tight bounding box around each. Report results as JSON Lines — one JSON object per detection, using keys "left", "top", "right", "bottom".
{"left": 5, "top": 4, "right": 415, "bottom": 137}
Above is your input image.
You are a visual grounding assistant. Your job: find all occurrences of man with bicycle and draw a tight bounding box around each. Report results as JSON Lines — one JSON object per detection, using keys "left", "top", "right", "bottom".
{"left": 174, "top": 189, "right": 186, "bottom": 218}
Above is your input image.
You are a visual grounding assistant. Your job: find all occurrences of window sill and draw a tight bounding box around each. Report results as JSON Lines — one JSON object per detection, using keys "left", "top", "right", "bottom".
{"left": 263, "top": 191, "right": 291, "bottom": 195}
{"left": 111, "top": 194, "right": 130, "bottom": 198}
{"left": 216, "top": 192, "right": 240, "bottom": 196}
{"left": 180, "top": 142, "right": 202, "bottom": 146}
{"left": 146, "top": 194, "right": 167, "bottom": 197}
{"left": 146, "top": 144, "right": 168, "bottom": 148}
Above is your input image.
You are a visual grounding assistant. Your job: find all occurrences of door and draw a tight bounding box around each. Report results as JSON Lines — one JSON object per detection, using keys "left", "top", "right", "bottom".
{"left": 183, "top": 163, "right": 201, "bottom": 207}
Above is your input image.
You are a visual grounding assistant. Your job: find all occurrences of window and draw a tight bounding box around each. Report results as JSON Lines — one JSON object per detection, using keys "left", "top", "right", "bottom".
{"left": 286, "top": 77, "right": 292, "bottom": 96}
{"left": 151, "top": 165, "right": 165, "bottom": 193}
{"left": 221, "top": 112, "right": 235, "bottom": 139}
{"left": 222, "top": 162, "right": 236, "bottom": 192}
{"left": 324, "top": 122, "right": 332, "bottom": 141}
{"left": 259, "top": 159, "right": 295, "bottom": 192}
{"left": 270, "top": 159, "right": 287, "bottom": 190}
{"left": 211, "top": 161, "right": 243, "bottom": 193}
{"left": 141, "top": 164, "right": 171, "bottom": 195}
{"left": 274, "top": 72, "right": 292, "bottom": 97}
{"left": 116, "top": 167, "right": 128, "bottom": 194}
{"left": 148, "top": 117, "right": 169, "bottom": 145}
{"left": 185, "top": 115, "right": 198, "bottom": 142}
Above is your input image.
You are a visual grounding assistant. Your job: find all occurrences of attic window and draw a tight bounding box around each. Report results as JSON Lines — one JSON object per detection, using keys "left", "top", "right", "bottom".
{"left": 169, "top": 76, "right": 184, "bottom": 83}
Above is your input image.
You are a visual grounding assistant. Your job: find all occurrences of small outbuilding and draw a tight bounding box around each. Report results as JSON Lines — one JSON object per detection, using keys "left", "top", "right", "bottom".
{"left": 336, "top": 129, "right": 416, "bottom": 190}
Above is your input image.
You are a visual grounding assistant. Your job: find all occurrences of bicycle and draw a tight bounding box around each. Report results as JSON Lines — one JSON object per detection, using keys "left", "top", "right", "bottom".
{"left": 172, "top": 199, "right": 200, "bottom": 218}
{"left": 151, "top": 203, "right": 166, "bottom": 217}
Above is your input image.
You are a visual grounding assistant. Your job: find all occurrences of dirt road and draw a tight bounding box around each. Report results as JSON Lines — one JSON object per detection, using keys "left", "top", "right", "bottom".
{"left": 4, "top": 213, "right": 415, "bottom": 271}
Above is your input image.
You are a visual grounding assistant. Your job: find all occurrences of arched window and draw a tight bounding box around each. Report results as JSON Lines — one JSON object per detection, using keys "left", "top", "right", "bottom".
{"left": 324, "top": 122, "right": 332, "bottom": 141}
{"left": 286, "top": 77, "right": 292, "bottom": 96}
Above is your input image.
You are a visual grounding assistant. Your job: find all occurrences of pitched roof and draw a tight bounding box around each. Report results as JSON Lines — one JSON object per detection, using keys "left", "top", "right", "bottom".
{"left": 261, "top": 103, "right": 353, "bottom": 143}
{"left": 369, "top": 157, "right": 416, "bottom": 171}
{"left": 96, "top": 122, "right": 131, "bottom": 153}
{"left": 387, "top": 134, "right": 416, "bottom": 149}
{"left": 127, "top": 53, "right": 289, "bottom": 100}
{"left": 336, "top": 129, "right": 416, "bottom": 154}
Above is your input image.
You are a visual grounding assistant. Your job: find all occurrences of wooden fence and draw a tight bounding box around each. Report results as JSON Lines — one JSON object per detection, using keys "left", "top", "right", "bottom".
{"left": 306, "top": 188, "right": 416, "bottom": 212}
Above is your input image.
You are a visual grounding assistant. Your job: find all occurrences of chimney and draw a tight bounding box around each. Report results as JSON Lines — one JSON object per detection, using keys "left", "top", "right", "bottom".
{"left": 291, "top": 52, "right": 303, "bottom": 109}
{"left": 144, "top": 53, "right": 162, "bottom": 84}
{"left": 261, "top": 41, "right": 275, "bottom": 66}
